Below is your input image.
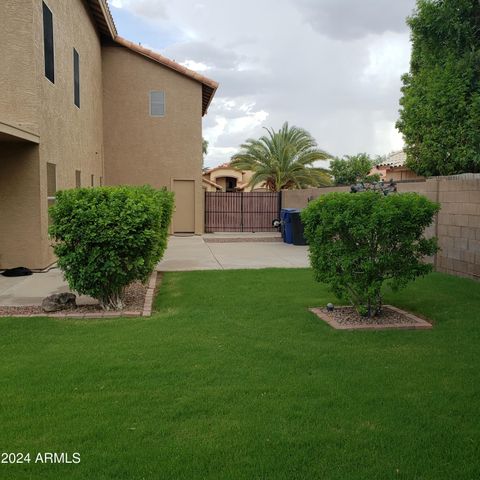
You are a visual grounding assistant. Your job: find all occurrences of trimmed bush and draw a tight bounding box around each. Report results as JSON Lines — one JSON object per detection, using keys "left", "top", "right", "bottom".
{"left": 49, "top": 185, "right": 174, "bottom": 310}
{"left": 302, "top": 191, "right": 440, "bottom": 317}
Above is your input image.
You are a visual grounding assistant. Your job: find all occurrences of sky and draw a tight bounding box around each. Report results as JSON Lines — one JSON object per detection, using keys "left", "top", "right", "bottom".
{"left": 109, "top": 0, "right": 417, "bottom": 168}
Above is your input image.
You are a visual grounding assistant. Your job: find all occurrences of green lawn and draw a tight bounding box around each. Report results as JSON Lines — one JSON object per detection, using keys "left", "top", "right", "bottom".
{"left": 0, "top": 270, "right": 479, "bottom": 479}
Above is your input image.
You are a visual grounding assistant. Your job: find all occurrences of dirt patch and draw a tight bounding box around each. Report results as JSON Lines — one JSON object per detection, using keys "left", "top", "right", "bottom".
{"left": 309, "top": 305, "right": 432, "bottom": 330}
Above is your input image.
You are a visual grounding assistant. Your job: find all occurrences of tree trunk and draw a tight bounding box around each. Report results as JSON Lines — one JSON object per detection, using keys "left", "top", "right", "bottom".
{"left": 100, "top": 291, "right": 124, "bottom": 310}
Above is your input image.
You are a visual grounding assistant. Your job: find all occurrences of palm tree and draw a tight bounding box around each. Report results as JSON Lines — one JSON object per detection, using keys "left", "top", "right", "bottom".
{"left": 230, "top": 122, "right": 332, "bottom": 192}
{"left": 202, "top": 138, "right": 209, "bottom": 157}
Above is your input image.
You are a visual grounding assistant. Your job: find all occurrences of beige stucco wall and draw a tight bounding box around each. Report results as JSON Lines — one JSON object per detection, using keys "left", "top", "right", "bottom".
{"left": 215, "top": 177, "right": 227, "bottom": 190}
{"left": 0, "top": 0, "right": 39, "bottom": 138}
{"left": 34, "top": 0, "right": 105, "bottom": 267}
{"left": 373, "top": 166, "right": 424, "bottom": 182}
{"left": 0, "top": 0, "right": 104, "bottom": 268}
{"left": 102, "top": 45, "right": 204, "bottom": 234}
{"left": 0, "top": 144, "right": 42, "bottom": 268}
{"left": 210, "top": 168, "right": 243, "bottom": 184}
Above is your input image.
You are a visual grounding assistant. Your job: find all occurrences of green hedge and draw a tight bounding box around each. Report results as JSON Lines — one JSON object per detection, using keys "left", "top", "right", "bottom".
{"left": 302, "top": 191, "right": 439, "bottom": 317}
{"left": 49, "top": 185, "right": 174, "bottom": 310}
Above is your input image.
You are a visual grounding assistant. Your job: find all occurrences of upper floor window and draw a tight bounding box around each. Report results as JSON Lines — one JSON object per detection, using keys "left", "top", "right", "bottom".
{"left": 150, "top": 91, "right": 165, "bottom": 117}
{"left": 42, "top": 2, "right": 54, "bottom": 83}
{"left": 73, "top": 49, "right": 80, "bottom": 107}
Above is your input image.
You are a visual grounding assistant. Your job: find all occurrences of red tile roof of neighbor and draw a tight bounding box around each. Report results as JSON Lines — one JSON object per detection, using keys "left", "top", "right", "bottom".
{"left": 204, "top": 163, "right": 237, "bottom": 173}
{"left": 86, "top": 1, "right": 218, "bottom": 115}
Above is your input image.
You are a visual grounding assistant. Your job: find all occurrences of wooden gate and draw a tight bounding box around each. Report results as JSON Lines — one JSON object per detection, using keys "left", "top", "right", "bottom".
{"left": 205, "top": 192, "right": 281, "bottom": 233}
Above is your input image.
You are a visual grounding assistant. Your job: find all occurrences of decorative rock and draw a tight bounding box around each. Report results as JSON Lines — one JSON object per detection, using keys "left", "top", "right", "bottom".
{"left": 41, "top": 293, "right": 76, "bottom": 312}
{"left": 326, "top": 303, "right": 335, "bottom": 312}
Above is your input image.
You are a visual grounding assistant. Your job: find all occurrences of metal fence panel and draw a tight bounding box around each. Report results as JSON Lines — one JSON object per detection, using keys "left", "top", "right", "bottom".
{"left": 205, "top": 192, "right": 280, "bottom": 232}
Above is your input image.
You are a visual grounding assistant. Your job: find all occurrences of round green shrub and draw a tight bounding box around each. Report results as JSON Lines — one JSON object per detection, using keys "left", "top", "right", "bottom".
{"left": 49, "top": 185, "right": 174, "bottom": 310}
{"left": 301, "top": 191, "right": 440, "bottom": 317}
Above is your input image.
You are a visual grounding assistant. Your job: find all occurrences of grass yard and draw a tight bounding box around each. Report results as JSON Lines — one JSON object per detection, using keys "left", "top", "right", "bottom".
{"left": 0, "top": 269, "right": 479, "bottom": 479}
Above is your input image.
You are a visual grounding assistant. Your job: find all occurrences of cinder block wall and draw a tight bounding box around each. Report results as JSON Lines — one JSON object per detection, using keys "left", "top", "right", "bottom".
{"left": 281, "top": 174, "right": 480, "bottom": 281}
{"left": 433, "top": 175, "right": 480, "bottom": 279}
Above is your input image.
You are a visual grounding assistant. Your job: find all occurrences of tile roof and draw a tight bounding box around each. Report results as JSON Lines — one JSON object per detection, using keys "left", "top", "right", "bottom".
{"left": 204, "top": 163, "right": 236, "bottom": 173}
{"left": 377, "top": 150, "right": 407, "bottom": 168}
{"left": 114, "top": 37, "right": 218, "bottom": 116}
{"left": 85, "top": 0, "right": 117, "bottom": 38}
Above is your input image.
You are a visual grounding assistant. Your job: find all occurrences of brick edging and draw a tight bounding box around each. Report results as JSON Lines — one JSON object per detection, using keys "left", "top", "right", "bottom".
{"left": 142, "top": 270, "right": 160, "bottom": 317}
{"left": 309, "top": 305, "right": 433, "bottom": 330}
{"left": 2, "top": 271, "right": 160, "bottom": 319}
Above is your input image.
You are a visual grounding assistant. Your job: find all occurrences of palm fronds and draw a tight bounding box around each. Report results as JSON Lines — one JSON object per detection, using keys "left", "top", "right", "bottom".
{"left": 231, "top": 122, "right": 332, "bottom": 191}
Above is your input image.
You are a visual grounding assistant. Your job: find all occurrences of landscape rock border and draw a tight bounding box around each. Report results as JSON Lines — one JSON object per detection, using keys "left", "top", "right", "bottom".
{"left": 1, "top": 271, "right": 160, "bottom": 319}
{"left": 309, "top": 305, "right": 433, "bottom": 330}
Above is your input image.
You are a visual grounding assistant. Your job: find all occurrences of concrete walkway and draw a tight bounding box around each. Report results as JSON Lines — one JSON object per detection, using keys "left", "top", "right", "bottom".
{"left": 0, "top": 268, "right": 96, "bottom": 307}
{"left": 0, "top": 235, "right": 309, "bottom": 306}
{"left": 157, "top": 235, "right": 309, "bottom": 271}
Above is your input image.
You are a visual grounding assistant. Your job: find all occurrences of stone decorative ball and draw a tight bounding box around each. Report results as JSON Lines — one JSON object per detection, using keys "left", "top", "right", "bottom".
{"left": 326, "top": 303, "right": 334, "bottom": 312}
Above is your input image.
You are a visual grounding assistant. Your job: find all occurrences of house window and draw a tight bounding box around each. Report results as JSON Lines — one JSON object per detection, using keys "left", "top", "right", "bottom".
{"left": 226, "top": 177, "right": 237, "bottom": 192}
{"left": 42, "top": 2, "right": 54, "bottom": 83}
{"left": 73, "top": 48, "right": 80, "bottom": 107}
{"left": 150, "top": 91, "right": 165, "bottom": 117}
{"left": 75, "top": 170, "right": 81, "bottom": 188}
{"left": 47, "top": 163, "right": 56, "bottom": 226}
{"left": 99, "top": 176, "right": 103, "bottom": 186}
{"left": 91, "top": 174, "right": 94, "bottom": 187}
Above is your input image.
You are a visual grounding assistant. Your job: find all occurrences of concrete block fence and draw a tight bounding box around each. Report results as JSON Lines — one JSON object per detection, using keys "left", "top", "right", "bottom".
{"left": 281, "top": 174, "right": 480, "bottom": 281}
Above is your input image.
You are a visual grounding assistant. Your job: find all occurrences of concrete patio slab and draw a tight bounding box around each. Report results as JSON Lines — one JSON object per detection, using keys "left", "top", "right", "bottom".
{"left": 157, "top": 235, "right": 222, "bottom": 271}
{"left": 1, "top": 234, "right": 309, "bottom": 307}
{"left": 0, "top": 269, "right": 97, "bottom": 307}
{"left": 157, "top": 235, "right": 309, "bottom": 271}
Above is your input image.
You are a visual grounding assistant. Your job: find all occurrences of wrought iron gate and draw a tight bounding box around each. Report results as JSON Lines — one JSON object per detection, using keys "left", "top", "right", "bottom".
{"left": 205, "top": 191, "right": 281, "bottom": 233}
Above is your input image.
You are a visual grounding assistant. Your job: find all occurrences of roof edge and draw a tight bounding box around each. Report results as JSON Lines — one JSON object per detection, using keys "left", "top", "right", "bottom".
{"left": 98, "top": 0, "right": 117, "bottom": 38}
{"left": 113, "top": 36, "right": 218, "bottom": 115}
{"left": 84, "top": 0, "right": 117, "bottom": 38}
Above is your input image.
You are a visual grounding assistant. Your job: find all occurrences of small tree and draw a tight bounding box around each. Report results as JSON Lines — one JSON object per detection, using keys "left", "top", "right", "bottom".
{"left": 302, "top": 191, "right": 439, "bottom": 317}
{"left": 329, "top": 153, "right": 380, "bottom": 186}
{"left": 397, "top": 0, "right": 480, "bottom": 176}
{"left": 49, "top": 185, "right": 174, "bottom": 310}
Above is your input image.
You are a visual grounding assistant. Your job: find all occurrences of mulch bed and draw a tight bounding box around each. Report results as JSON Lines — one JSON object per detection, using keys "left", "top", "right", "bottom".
{"left": 309, "top": 305, "right": 432, "bottom": 330}
{"left": 0, "top": 276, "right": 156, "bottom": 318}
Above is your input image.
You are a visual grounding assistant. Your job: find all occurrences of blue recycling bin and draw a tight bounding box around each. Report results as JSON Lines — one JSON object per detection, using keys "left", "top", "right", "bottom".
{"left": 281, "top": 208, "right": 297, "bottom": 244}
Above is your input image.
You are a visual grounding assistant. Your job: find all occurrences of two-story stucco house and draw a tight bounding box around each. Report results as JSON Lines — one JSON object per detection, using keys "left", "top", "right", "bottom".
{"left": 0, "top": 0, "right": 218, "bottom": 269}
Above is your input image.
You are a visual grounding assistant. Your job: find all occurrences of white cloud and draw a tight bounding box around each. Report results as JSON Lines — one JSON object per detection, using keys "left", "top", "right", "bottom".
{"left": 180, "top": 59, "right": 210, "bottom": 71}
{"left": 111, "top": 0, "right": 416, "bottom": 167}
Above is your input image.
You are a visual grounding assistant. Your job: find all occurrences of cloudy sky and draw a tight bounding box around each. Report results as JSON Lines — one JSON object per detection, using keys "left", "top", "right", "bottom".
{"left": 110, "top": 0, "right": 417, "bottom": 168}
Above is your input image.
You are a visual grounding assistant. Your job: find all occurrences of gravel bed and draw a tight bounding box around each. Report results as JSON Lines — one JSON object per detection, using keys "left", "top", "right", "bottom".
{"left": 319, "top": 306, "right": 423, "bottom": 326}
{"left": 0, "top": 281, "right": 147, "bottom": 316}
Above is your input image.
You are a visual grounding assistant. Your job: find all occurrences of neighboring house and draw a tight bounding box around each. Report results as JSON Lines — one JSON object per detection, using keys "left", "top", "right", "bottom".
{"left": 202, "top": 164, "right": 267, "bottom": 192}
{"left": 0, "top": 0, "right": 218, "bottom": 269}
{"left": 372, "top": 151, "right": 425, "bottom": 182}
